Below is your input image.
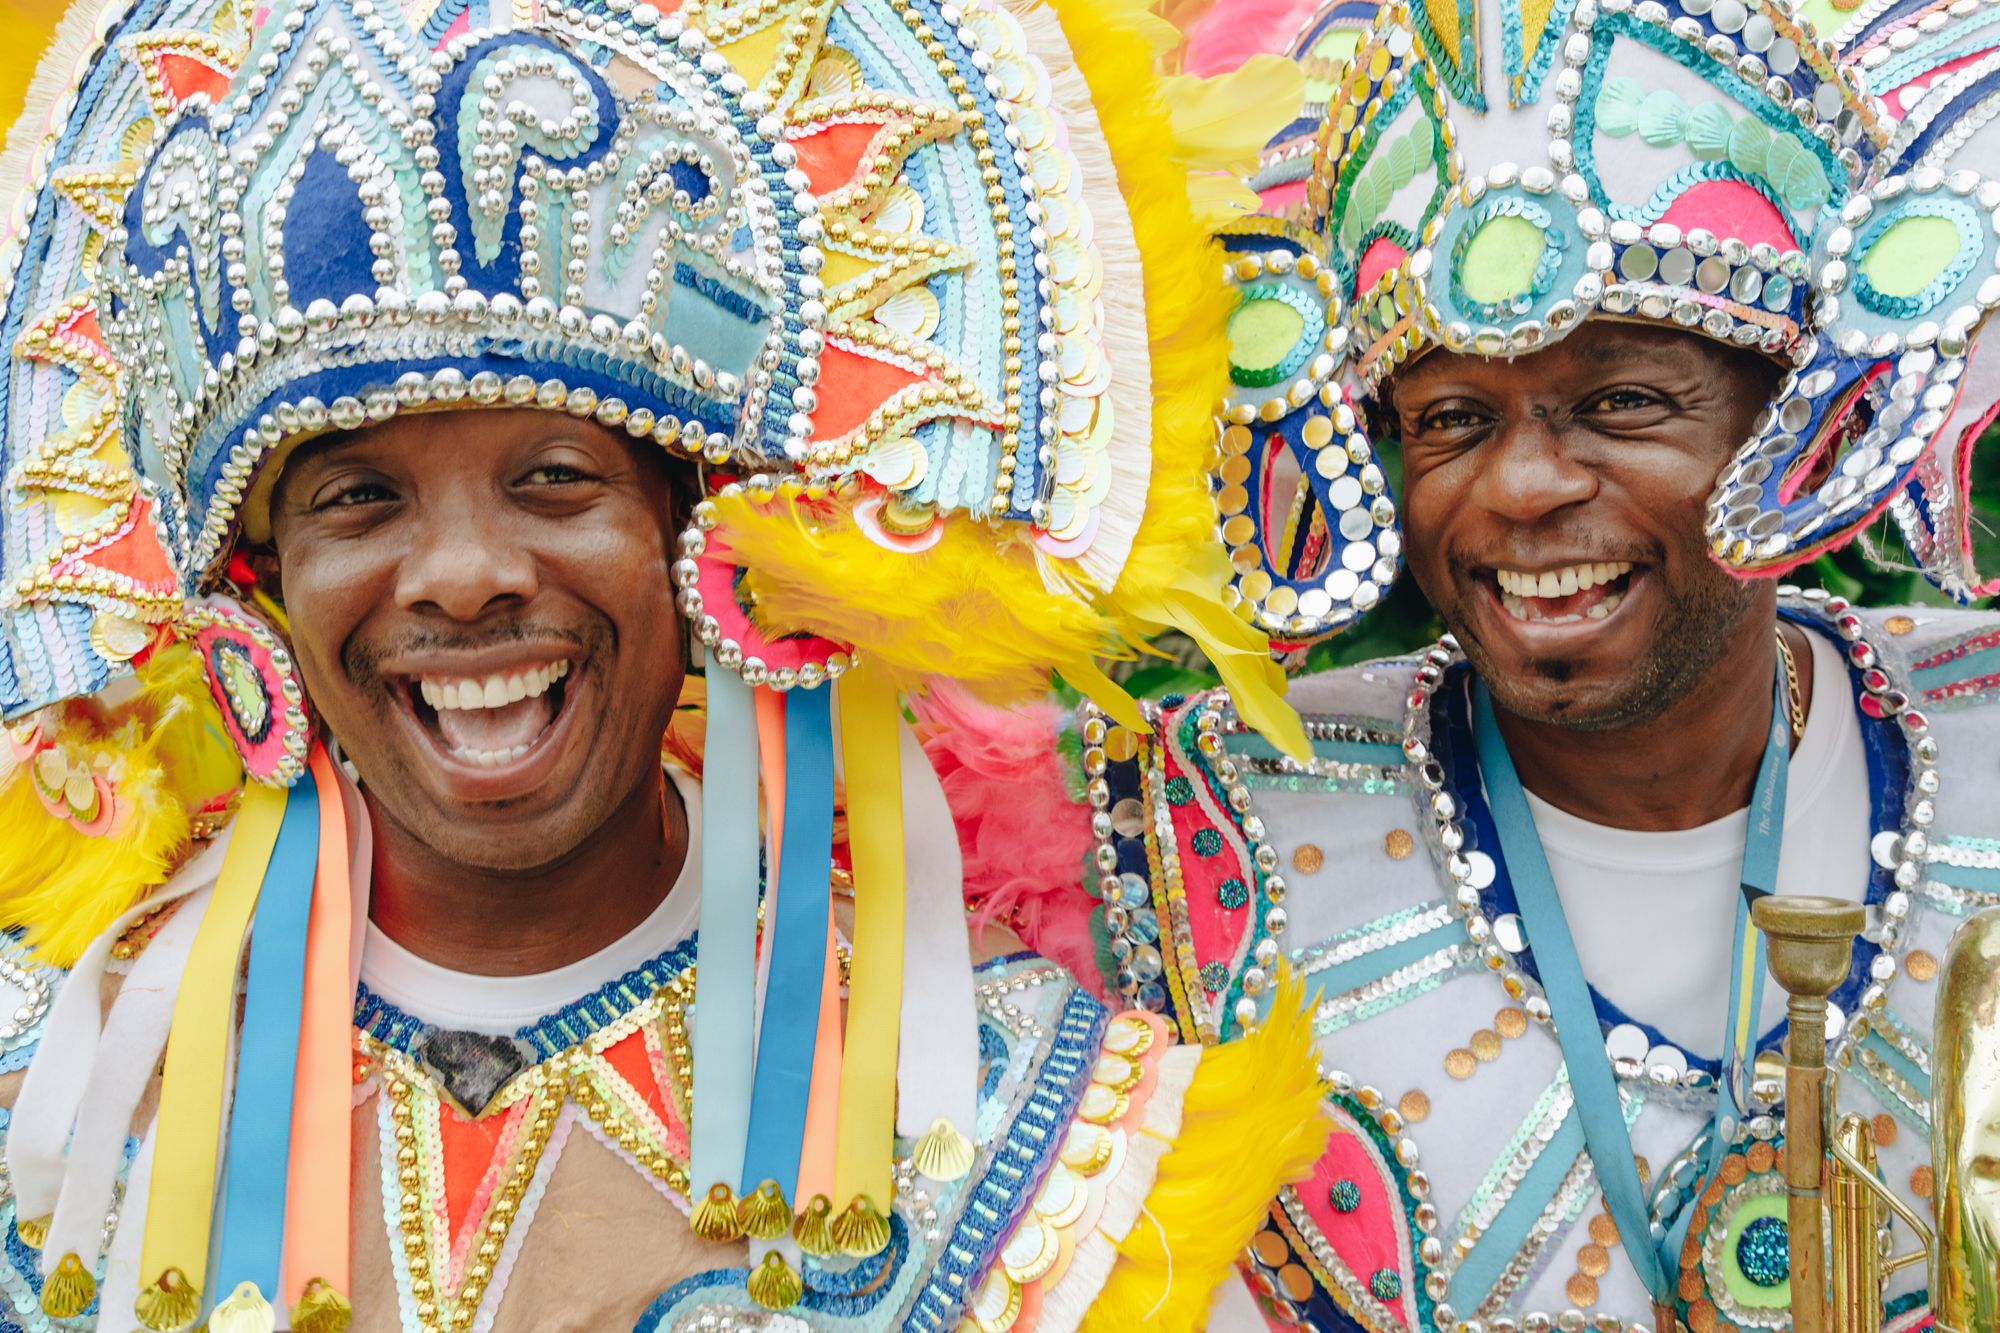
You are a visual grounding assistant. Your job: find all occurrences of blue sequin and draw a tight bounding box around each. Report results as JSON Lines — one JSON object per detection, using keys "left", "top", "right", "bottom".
{"left": 1191, "top": 827, "right": 1224, "bottom": 857}
{"left": 1217, "top": 878, "right": 1250, "bottom": 910}
{"left": 1369, "top": 1267, "right": 1402, "bottom": 1300}
{"left": 1736, "top": 1215, "right": 1789, "bottom": 1289}
{"left": 1329, "top": 1179, "right": 1362, "bottom": 1213}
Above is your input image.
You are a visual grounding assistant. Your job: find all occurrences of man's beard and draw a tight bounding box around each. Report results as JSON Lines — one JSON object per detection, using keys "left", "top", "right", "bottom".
{"left": 1450, "top": 564, "right": 1764, "bottom": 731}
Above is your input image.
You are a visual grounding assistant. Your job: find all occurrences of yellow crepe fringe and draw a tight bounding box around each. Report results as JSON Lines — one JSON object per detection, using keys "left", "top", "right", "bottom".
{"left": 1079, "top": 969, "right": 1333, "bottom": 1333}
{"left": 0, "top": 641, "right": 244, "bottom": 967}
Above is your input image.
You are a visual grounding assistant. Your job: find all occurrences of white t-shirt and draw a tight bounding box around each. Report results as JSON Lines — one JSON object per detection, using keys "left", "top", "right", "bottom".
{"left": 358, "top": 764, "right": 703, "bottom": 1033}
{"left": 1522, "top": 631, "right": 1870, "bottom": 1055}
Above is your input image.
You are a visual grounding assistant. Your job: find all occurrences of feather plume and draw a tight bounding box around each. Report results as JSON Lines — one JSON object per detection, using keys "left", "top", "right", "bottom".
{"left": 912, "top": 684, "right": 1102, "bottom": 991}
{"left": 1078, "top": 968, "right": 1333, "bottom": 1332}
{"left": 0, "top": 641, "right": 244, "bottom": 966}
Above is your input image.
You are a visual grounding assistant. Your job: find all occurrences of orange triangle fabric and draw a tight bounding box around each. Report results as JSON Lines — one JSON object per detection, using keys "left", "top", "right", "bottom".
{"left": 436, "top": 1101, "right": 523, "bottom": 1250}
{"left": 810, "top": 339, "right": 930, "bottom": 442}
{"left": 154, "top": 50, "right": 232, "bottom": 105}
{"left": 788, "top": 121, "right": 894, "bottom": 198}
{"left": 601, "top": 1030, "right": 673, "bottom": 1130}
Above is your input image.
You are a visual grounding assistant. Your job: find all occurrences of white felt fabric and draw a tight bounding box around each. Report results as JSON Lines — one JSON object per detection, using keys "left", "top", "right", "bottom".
{"left": 894, "top": 722, "right": 980, "bottom": 1143}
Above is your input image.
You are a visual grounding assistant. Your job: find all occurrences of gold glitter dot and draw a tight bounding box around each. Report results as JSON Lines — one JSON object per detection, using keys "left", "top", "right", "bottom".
{"left": 1495, "top": 1006, "right": 1528, "bottom": 1039}
{"left": 1907, "top": 949, "right": 1939, "bottom": 981}
{"left": 1873, "top": 1113, "right": 1899, "bottom": 1147}
{"left": 1292, "top": 843, "right": 1325, "bottom": 874}
{"left": 1588, "top": 1214, "right": 1619, "bottom": 1246}
{"left": 1912, "top": 1165, "right": 1935, "bottom": 1199}
{"left": 1398, "top": 1090, "right": 1431, "bottom": 1123}
{"left": 1720, "top": 1154, "right": 1748, "bottom": 1185}
{"left": 1445, "top": 1048, "right": 1477, "bottom": 1079}
{"left": 1885, "top": 615, "right": 1916, "bottom": 636}
{"left": 1575, "top": 1243, "right": 1610, "bottom": 1277}
{"left": 1689, "top": 1299, "right": 1719, "bottom": 1333}
{"left": 1469, "top": 1029, "right": 1502, "bottom": 1061}
{"left": 1565, "top": 1273, "right": 1599, "bottom": 1307}
{"left": 1746, "top": 1141, "right": 1776, "bottom": 1174}
{"left": 1384, "top": 828, "right": 1414, "bottom": 860}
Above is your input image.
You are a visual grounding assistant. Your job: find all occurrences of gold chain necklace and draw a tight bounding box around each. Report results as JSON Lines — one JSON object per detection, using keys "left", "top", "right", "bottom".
{"left": 1775, "top": 626, "right": 1806, "bottom": 741}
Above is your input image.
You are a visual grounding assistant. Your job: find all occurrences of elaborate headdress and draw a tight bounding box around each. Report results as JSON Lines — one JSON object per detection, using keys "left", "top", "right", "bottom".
{"left": 0, "top": 0, "right": 1303, "bottom": 1325}
{"left": 1214, "top": 0, "right": 2000, "bottom": 646}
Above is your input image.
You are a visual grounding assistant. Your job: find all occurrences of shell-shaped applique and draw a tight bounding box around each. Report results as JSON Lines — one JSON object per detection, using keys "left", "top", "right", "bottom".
{"left": 1637, "top": 89, "right": 1688, "bottom": 148}
{"left": 1684, "top": 102, "right": 1736, "bottom": 160}
{"left": 1763, "top": 133, "right": 1830, "bottom": 211}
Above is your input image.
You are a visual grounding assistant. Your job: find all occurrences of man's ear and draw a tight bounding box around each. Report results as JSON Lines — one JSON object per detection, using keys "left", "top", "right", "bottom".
{"left": 241, "top": 546, "right": 285, "bottom": 600}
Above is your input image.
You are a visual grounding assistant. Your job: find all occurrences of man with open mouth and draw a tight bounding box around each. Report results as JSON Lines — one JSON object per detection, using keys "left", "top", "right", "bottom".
{"left": 971, "top": 0, "right": 2000, "bottom": 1328}
{"left": 0, "top": 0, "right": 1335, "bottom": 1329}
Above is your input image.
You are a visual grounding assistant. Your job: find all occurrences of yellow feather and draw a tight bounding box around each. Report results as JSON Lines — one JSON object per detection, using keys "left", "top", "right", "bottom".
{"left": 0, "top": 642, "right": 244, "bottom": 967}
{"left": 718, "top": 492, "right": 1116, "bottom": 704}
{"left": 1080, "top": 968, "right": 1333, "bottom": 1333}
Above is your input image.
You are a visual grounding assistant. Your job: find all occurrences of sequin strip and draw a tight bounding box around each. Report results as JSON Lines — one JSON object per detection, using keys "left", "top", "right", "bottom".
{"left": 1441, "top": 1074, "right": 1576, "bottom": 1284}
{"left": 1472, "top": 1151, "right": 1599, "bottom": 1319}
{"left": 1296, "top": 902, "right": 1456, "bottom": 976}
{"left": 900, "top": 984, "right": 1106, "bottom": 1331}
{"left": 1311, "top": 943, "right": 1479, "bottom": 1038}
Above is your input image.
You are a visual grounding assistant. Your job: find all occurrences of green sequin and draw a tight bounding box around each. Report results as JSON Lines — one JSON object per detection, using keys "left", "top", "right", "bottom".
{"left": 1191, "top": 827, "right": 1224, "bottom": 856}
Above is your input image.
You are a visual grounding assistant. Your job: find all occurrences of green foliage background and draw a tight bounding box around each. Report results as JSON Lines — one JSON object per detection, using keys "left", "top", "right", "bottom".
{"left": 1110, "top": 427, "right": 2000, "bottom": 698}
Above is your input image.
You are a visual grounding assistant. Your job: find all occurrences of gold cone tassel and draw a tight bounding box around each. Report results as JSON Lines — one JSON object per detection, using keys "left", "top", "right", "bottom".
{"left": 739, "top": 1181, "right": 791, "bottom": 1240}
{"left": 38, "top": 1252, "right": 95, "bottom": 1318}
{"left": 746, "top": 1253, "right": 802, "bottom": 1310}
{"left": 134, "top": 1267, "right": 201, "bottom": 1332}
{"left": 831, "top": 1197, "right": 891, "bottom": 1257}
{"left": 792, "top": 1194, "right": 836, "bottom": 1255}
{"left": 690, "top": 1184, "right": 745, "bottom": 1243}
{"left": 208, "top": 1281, "right": 276, "bottom": 1333}
{"left": 289, "top": 1277, "right": 353, "bottom": 1333}
{"left": 912, "top": 1118, "right": 975, "bottom": 1182}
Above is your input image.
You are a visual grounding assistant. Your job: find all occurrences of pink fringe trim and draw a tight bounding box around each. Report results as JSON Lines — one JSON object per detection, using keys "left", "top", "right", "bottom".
{"left": 916, "top": 683, "right": 1104, "bottom": 995}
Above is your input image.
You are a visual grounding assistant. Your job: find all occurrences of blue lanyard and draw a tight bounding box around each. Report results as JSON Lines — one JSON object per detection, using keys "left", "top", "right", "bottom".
{"left": 1470, "top": 669, "right": 1791, "bottom": 1308}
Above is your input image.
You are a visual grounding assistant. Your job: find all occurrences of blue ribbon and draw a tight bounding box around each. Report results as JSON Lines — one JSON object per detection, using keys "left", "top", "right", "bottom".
{"left": 740, "top": 685, "right": 835, "bottom": 1199}
{"left": 1470, "top": 669, "right": 1789, "bottom": 1307}
{"left": 211, "top": 768, "right": 322, "bottom": 1304}
{"left": 691, "top": 659, "right": 763, "bottom": 1195}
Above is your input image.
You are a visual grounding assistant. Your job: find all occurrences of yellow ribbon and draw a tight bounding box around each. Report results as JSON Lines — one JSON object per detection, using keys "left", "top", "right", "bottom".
{"left": 140, "top": 783, "right": 288, "bottom": 1318}
{"left": 831, "top": 663, "right": 905, "bottom": 1213}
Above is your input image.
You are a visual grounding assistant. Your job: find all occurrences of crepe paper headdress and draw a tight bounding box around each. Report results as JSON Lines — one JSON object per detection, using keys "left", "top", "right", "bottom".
{"left": 0, "top": 0, "right": 1306, "bottom": 1325}
{"left": 1212, "top": 0, "right": 2000, "bottom": 647}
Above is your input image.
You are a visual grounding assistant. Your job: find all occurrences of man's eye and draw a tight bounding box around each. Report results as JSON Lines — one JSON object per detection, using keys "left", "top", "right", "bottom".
{"left": 1590, "top": 390, "right": 1660, "bottom": 412}
{"left": 314, "top": 481, "right": 394, "bottom": 510}
{"left": 1421, "top": 409, "right": 1482, "bottom": 432}
{"left": 523, "top": 464, "right": 594, "bottom": 485}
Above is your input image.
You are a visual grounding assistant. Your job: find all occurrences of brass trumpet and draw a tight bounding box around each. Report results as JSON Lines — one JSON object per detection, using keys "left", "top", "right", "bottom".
{"left": 1752, "top": 895, "right": 2000, "bottom": 1333}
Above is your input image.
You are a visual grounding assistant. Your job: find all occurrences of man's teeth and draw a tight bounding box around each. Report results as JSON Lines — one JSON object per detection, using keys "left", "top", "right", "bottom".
{"left": 452, "top": 742, "right": 537, "bottom": 768}
{"left": 418, "top": 660, "right": 570, "bottom": 712}
{"left": 1493, "top": 561, "right": 1631, "bottom": 599}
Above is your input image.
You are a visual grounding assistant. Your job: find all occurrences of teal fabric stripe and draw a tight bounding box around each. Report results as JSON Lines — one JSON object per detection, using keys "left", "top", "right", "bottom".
{"left": 690, "top": 661, "right": 762, "bottom": 1195}
{"left": 213, "top": 777, "right": 319, "bottom": 1304}
{"left": 1447, "top": 1101, "right": 1587, "bottom": 1309}
{"left": 1929, "top": 861, "right": 2000, "bottom": 895}
{"left": 1303, "top": 923, "right": 1462, "bottom": 999}
{"left": 740, "top": 685, "right": 835, "bottom": 1198}
{"left": 1225, "top": 734, "right": 1407, "bottom": 768}
{"left": 1860, "top": 1029, "right": 1931, "bottom": 1101}
{"left": 1911, "top": 644, "right": 2000, "bottom": 692}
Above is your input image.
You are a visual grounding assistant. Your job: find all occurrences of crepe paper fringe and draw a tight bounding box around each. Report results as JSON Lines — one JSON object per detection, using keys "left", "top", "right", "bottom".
{"left": 1076, "top": 967, "right": 1333, "bottom": 1333}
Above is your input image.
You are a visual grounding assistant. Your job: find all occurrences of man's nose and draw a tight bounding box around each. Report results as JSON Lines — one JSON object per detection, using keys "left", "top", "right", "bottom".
{"left": 1473, "top": 415, "right": 1598, "bottom": 525}
{"left": 392, "top": 492, "right": 539, "bottom": 620}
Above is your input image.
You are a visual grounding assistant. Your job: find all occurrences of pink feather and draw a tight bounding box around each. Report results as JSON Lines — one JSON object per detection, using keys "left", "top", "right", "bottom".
{"left": 915, "top": 683, "right": 1106, "bottom": 996}
{"left": 1181, "top": 0, "right": 1324, "bottom": 76}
